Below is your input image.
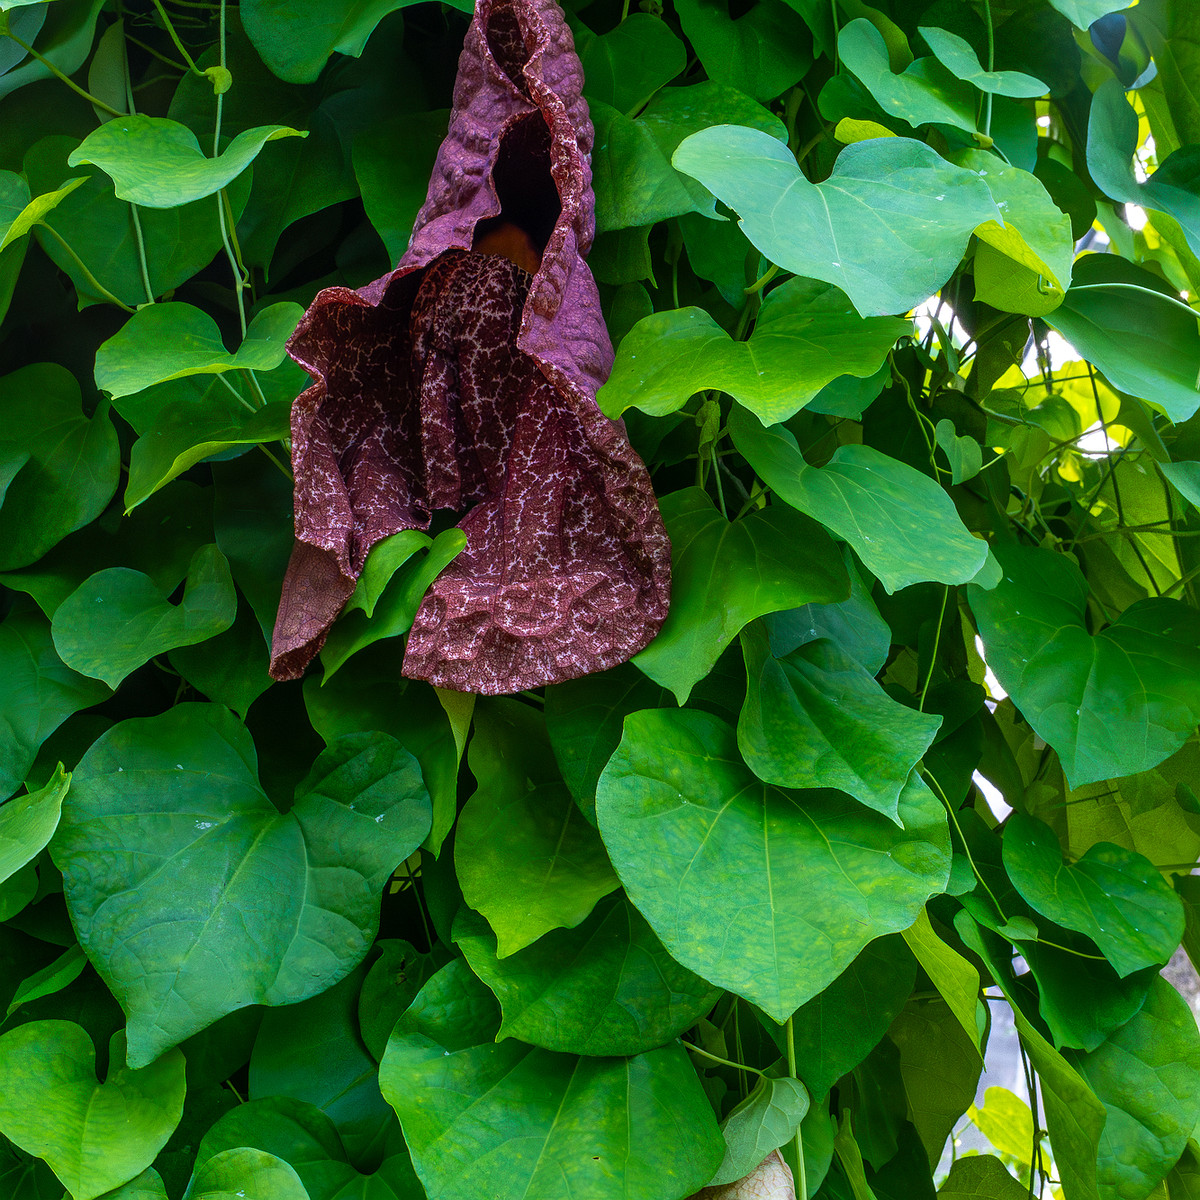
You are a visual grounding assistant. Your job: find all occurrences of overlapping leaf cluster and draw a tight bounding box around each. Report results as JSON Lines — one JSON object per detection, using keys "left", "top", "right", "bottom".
{"left": 1, "top": 0, "right": 1200, "bottom": 1198}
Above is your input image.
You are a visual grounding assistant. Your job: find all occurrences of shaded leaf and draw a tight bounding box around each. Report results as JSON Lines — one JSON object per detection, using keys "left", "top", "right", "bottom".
{"left": 900, "top": 908, "right": 981, "bottom": 1056}
{"left": 51, "top": 544, "right": 238, "bottom": 689}
{"left": 578, "top": 13, "right": 686, "bottom": 114}
{"left": 710, "top": 1077, "right": 810, "bottom": 1187}
{"left": 454, "top": 894, "right": 719, "bottom": 1056}
{"left": 634, "top": 487, "right": 849, "bottom": 704}
{"left": 919, "top": 27, "right": 1047, "bottom": 97}
{"left": 0, "top": 363, "right": 119, "bottom": 571}
{"left": 53, "top": 706, "right": 432, "bottom": 1065}
{"left": 596, "top": 709, "right": 950, "bottom": 1022}
{"left": 0, "top": 765, "right": 68, "bottom": 884}
{"left": 937, "top": 1153, "right": 1027, "bottom": 1199}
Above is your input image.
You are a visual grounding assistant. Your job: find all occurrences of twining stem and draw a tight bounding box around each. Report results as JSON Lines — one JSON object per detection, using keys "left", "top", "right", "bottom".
{"left": 118, "top": 19, "right": 156, "bottom": 306}
{"left": 36, "top": 224, "right": 135, "bottom": 311}
{"left": 982, "top": 0, "right": 995, "bottom": 138}
{"left": 918, "top": 585, "right": 949, "bottom": 711}
{"left": 785, "top": 1016, "right": 808, "bottom": 1199}
{"left": 3, "top": 30, "right": 125, "bottom": 116}
{"left": 149, "top": 0, "right": 206, "bottom": 76}
{"left": 683, "top": 1042, "right": 768, "bottom": 1077}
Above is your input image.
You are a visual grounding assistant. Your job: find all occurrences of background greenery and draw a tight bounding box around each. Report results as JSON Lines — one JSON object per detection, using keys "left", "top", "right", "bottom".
{"left": 1, "top": 0, "right": 1200, "bottom": 1197}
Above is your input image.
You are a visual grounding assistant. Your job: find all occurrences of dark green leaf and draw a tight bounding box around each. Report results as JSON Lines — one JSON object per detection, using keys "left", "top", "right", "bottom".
{"left": 937, "top": 1153, "right": 1028, "bottom": 1198}
{"left": 456, "top": 699, "right": 619, "bottom": 956}
{"left": 578, "top": 13, "right": 686, "bottom": 114}
{"left": 634, "top": 487, "right": 849, "bottom": 704}
{"left": 919, "top": 27, "right": 1047, "bottom": 97}
{"left": 0, "top": 363, "right": 119, "bottom": 571}
{"left": 454, "top": 894, "right": 719, "bottom": 1056}
{"left": 710, "top": 1076, "right": 810, "bottom": 1186}
{"left": 1003, "top": 812, "right": 1184, "bottom": 975}
{"left": 596, "top": 709, "right": 950, "bottom": 1022}
{"left": 53, "top": 706, "right": 432, "bottom": 1065}
{"left": 970, "top": 543, "right": 1200, "bottom": 786}
{"left": 51, "top": 544, "right": 238, "bottom": 689}
{"left": 0, "top": 611, "right": 109, "bottom": 797}
{"left": 739, "top": 623, "right": 942, "bottom": 823}
{"left": 0, "top": 1022, "right": 184, "bottom": 1200}
{"left": 730, "top": 406, "right": 988, "bottom": 593}
{"left": 379, "top": 959, "right": 724, "bottom": 1200}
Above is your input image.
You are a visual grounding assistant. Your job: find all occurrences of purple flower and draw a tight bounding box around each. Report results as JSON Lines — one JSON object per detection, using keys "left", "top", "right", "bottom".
{"left": 268, "top": 0, "right": 670, "bottom": 694}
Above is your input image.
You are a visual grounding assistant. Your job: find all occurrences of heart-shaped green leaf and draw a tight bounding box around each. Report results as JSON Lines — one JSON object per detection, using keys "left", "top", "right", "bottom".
{"left": 0, "top": 363, "right": 119, "bottom": 572}
{"left": 379, "top": 959, "right": 724, "bottom": 1200}
{"left": 0, "top": 1021, "right": 184, "bottom": 1200}
{"left": 598, "top": 277, "right": 909, "bottom": 424}
{"left": 709, "top": 1076, "right": 810, "bottom": 1187}
{"left": 52, "top": 544, "right": 238, "bottom": 689}
{"left": 738, "top": 623, "right": 942, "bottom": 824}
{"left": 0, "top": 609, "right": 109, "bottom": 798}
{"left": 634, "top": 487, "right": 849, "bottom": 704}
{"left": 68, "top": 116, "right": 306, "bottom": 207}
{"left": 1002, "top": 813, "right": 1184, "bottom": 976}
{"left": 182, "top": 1147, "right": 308, "bottom": 1200}
{"left": 919, "top": 27, "right": 1048, "bottom": 97}
{"left": 596, "top": 709, "right": 951, "bottom": 1021}
{"left": 95, "top": 302, "right": 302, "bottom": 398}
{"left": 970, "top": 543, "right": 1200, "bottom": 786}
{"left": 0, "top": 764, "right": 69, "bottom": 884}
{"left": 454, "top": 894, "right": 719, "bottom": 1056}
{"left": 455, "top": 700, "right": 619, "bottom": 957}
{"left": 673, "top": 125, "right": 999, "bottom": 315}
{"left": 730, "top": 405, "right": 988, "bottom": 592}
{"left": 578, "top": 13, "right": 686, "bottom": 115}
{"left": 52, "top": 705, "right": 432, "bottom": 1066}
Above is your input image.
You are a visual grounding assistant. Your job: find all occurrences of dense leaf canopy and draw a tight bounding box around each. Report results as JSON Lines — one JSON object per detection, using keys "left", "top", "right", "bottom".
{"left": 1, "top": 0, "right": 1200, "bottom": 1199}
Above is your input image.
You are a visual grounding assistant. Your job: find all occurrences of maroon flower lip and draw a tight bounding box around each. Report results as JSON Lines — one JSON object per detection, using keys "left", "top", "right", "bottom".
{"left": 268, "top": 0, "right": 671, "bottom": 694}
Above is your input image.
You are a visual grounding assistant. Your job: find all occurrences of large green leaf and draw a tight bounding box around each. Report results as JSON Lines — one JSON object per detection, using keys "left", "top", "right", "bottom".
{"left": 1046, "top": 255, "right": 1200, "bottom": 423}
{"left": 95, "top": 303, "right": 303, "bottom": 398}
{"left": 52, "top": 706, "right": 432, "bottom": 1066}
{"left": 379, "top": 959, "right": 724, "bottom": 1200}
{"left": 788, "top": 935, "right": 917, "bottom": 1100}
{"left": 0, "top": 765, "right": 68, "bottom": 885}
{"left": 969, "top": 543, "right": 1200, "bottom": 787}
{"left": 738, "top": 623, "right": 942, "bottom": 824}
{"left": 596, "top": 709, "right": 950, "bottom": 1022}
{"left": 68, "top": 116, "right": 306, "bottom": 207}
{"left": 839, "top": 18, "right": 976, "bottom": 132}
{"left": 196, "top": 1097, "right": 422, "bottom": 1200}
{"left": 673, "top": 0, "right": 811, "bottom": 102}
{"left": 455, "top": 700, "right": 619, "bottom": 956}
{"left": 633, "top": 487, "right": 848, "bottom": 704}
{"left": 0, "top": 363, "right": 119, "bottom": 571}
{"left": 51, "top": 544, "right": 238, "bottom": 689}
{"left": 241, "top": 0, "right": 466, "bottom": 84}
{"left": 918, "top": 27, "right": 1047, "bottom": 97}
{"left": 730, "top": 406, "right": 988, "bottom": 592}
{"left": 938, "top": 1154, "right": 1029, "bottom": 1200}
{"left": 578, "top": 13, "right": 686, "bottom": 115}
{"left": 674, "top": 125, "right": 1000, "bottom": 316}
{"left": 1002, "top": 813, "right": 1184, "bottom": 976}
{"left": 592, "top": 82, "right": 785, "bottom": 233}
{"left": 0, "top": 611, "right": 109, "bottom": 797}
{"left": 454, "top": 894, "right": 719, "bottom": 1056}
{"left": 900, "top": 908, "right": 982, "bottom": 1056}
{"left": 0, "top": 1022, "right": 185, "bottom": 1200}
{"left": 1071, "top": 978, "right": 1200, "bottom": 1200}
{"left": 597, "top": 277, "right": 909, "bottom": 424}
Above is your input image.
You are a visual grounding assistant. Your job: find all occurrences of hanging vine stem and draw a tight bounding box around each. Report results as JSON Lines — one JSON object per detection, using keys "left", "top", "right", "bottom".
{"left": 918, "top": 585, "right": 949, "bottom": 711}
{"left": 785, "top": 1016, "right": 808, "bottom": 1199}
{"left": 982, "top": 0, "right": 995, "bottom": 139}
{"left": 117, "top": 10, "right": 156, "bottom": 307}
{"left": 36, "top": 224, "right": 135, "bottom": 312}
{"left": 684, "top": 1042, "right": 768, "bottom": 1077}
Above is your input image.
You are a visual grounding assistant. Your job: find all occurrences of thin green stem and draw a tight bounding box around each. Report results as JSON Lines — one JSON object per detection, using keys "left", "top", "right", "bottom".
{"left": 402, "top": 857, "right": 433, "bottom": 949}
{"left": 258, "top": 443, "right": 293, "bottom": 480}
{"left": 918, "top": 586, "right": 949, "bottom": 711}
{"left": 149, "top": 0, "right": 205, "bottom": 75}
{"left": 4, "top": 30, "right": 125, "bottom": 115}
{"left": 124, "top": 32, "right": 188, "bottom": 72}
{"left": 242, "top": 368, "right": 268, "bottom": 408}
{"left": 684, "top": 1042, "right": 767, "bottom": 1076}
{"left": 118, "top": 33, "right": 156, "bottom": 307}
{"left": 214, "top": 371, "right": 258, "bottom": 414}
{"left": 37, "top": 224, "right": 135, "bottom": 311}
{"left": 785, "top": 1017, "right": 807, "bottom": 1198}
{"left": 982, "top": 0, "right": 995, "bottom": 138}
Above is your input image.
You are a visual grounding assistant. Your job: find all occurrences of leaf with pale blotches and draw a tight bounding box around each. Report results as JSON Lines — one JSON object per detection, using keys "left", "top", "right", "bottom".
{"left": 269, "top": 0, "right": 670, "bottom": 695}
